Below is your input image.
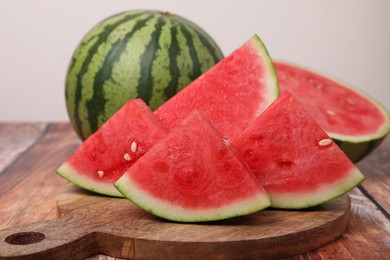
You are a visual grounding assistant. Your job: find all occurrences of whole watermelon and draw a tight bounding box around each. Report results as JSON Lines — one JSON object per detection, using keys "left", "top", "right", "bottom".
{"left": 65, "top": 10, "right": 224, "bottom": 140}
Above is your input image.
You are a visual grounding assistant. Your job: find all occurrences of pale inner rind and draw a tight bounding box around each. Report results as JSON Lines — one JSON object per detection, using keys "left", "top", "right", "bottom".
{"left": 268, "top": 168, "right": 364, "bottom": 209}
{"left": 57, "top": 163, "right": 123, "bottom": 197}
{"left": 115, "top": 174, "right": 271, "bottom": 222}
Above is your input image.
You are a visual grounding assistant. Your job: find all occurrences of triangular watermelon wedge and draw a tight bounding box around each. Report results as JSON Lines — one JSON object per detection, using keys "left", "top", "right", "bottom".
{"left": 115, "top": 110, "right": 271, "bottom": 222}
{"left": 57, "top": 99, "right": 168, "bottom": 197}
{"left": 154, "top": 34, "right": 279, "bottom": 140}
{"left": 232, "top": 92, "right": 365, "bottom": 209}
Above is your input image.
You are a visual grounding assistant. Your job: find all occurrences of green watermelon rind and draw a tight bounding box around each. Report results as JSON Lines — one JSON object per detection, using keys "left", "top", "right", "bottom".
{"left": 274, "top": 60, "right": 390, "bottom": 162}
{"left": 57, "top": 162, "right": 123, "bottom": 197}
{"left": 114, "top": 175, "right": 271, "bottom": 222}
{"left": 252, "top": 36, "right": 280, "bottom": 109}
{"left": 268, "top": 167, "right": 364, "bottom": 209}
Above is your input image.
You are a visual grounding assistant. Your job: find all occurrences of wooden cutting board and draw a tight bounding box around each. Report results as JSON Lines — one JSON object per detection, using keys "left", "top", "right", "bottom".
{"left": 0, "top": 185, "right": 351, "bottom": 259}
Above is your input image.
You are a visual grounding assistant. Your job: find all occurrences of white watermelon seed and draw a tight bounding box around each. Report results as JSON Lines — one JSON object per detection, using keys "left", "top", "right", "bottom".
{"left": 223, "top": 137, "right": 231, "bottom": 148}
{"left": 131, "top": 141, "right": 138, "bottom": 153}
{"left": 326, "top": 110, "right": 335, "bottom": 116}
{"left": 97, "top": 170, "right": 104, "bottom": 178}
{"left": 123, "top": 153, "right": 131, "bottom": 161}
{"left": 347, "top": 98, "right": 355, "bottom": 105}
{"left": 319, "top": 138, "right": 332, "bottom": 147}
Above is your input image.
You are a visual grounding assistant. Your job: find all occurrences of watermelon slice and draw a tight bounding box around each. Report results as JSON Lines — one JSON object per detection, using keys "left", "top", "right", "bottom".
{"left": 275, "top": 61, "right": 390, "bottom": 162}
{"left": 115, "top": 110, "right": 271, "bottom": 222}
{"left": 154, "top": 34, "right": 279, "bottom": 140}
{"left": 232, "top": 92, "right": 365, "bottom": 209}
{"left": 57, "top": 99, "right": 168, "bottom": 197}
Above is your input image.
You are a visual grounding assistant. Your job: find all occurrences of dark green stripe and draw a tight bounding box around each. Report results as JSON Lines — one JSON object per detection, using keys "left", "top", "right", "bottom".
{"left": 163, "top": 26, "right": 181, "bottom": 100}
{"left": 137, "top": 17, "right": 165, "bottom": 105}
{"left": 178, "top": 22, "right": 201, "bottom": 81}
{"left": 71, "top": 12, "right": 145, "bottom": 139}
{"left": 86, "top": 15, "right": 153, "bottom": 134}
{"left": 175, "top": 16, "right": 223, "bottom": 63}
{"left": 195, "top": 30, "right": 223, "bottom": 63}
{"left": 70, "top": 12, "right": 146, "bottom": 139}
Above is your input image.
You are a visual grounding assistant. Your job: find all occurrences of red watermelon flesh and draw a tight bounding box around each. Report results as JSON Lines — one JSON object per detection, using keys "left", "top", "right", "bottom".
{"left": 232, "top": 92, "right": 365, "bottom": 209}
{"left": 115, "top": 110, "right": 271, "bottom": 222}
{"left": 275, "top": 61, "right": 390, "bottom": 162}
{"left": 57, "top": 99, "right": 168, "bottom": 197}
{"left": 154, "top": 35, "right": 279, "bottom": 140}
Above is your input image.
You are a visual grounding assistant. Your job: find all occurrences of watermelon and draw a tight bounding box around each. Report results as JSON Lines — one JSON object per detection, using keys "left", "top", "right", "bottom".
{"left": 275, "top": 61, "right": 390, "bottom": 162}
{"left": 115, "top": 110, "right": 271, "bottom": 222}
{"left": 232, "top": 92, "right": 365, "bottom": 209}
{"left": 57, "top": 99, "right": 168, "bottom": 197}
{"left": 154, "top": 34, "right": 279, "bottom": 140}
{"left": 65, "top": 10, "right": 224, "bottom": 140}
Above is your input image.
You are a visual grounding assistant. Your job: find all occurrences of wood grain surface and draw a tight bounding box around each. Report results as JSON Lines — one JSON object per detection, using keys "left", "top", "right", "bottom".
{"left": 0, "top": 185, "right": 351, "bottom": 259}
{"left": 0, "top": 123, "right": 389, "bottom": 259}
{"left": 0, "top": 123, "right": 47, "bottom": 172}
{"left": 357, "top": 136, "right": 390, "bottom": 214}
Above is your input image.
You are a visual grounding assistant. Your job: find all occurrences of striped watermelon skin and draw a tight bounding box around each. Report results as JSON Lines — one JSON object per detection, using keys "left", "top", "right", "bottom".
{"left": 65, "top": 10, "right": 224, "bottom": 140}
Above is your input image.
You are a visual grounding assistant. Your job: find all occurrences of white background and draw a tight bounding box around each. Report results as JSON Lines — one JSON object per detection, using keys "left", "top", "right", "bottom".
{"left": 0, "top": 0, "right": 389, "bottom": 122}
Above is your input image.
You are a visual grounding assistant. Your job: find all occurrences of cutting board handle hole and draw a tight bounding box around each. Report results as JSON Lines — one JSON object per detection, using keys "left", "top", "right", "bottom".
{"left": 5, "top": 231, "right": 46, "bottom": 245}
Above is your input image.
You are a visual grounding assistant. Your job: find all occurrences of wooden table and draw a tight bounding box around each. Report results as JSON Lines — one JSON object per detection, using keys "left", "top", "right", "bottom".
{"left": 0, "top": 122, "right": 389, "bottom": 259}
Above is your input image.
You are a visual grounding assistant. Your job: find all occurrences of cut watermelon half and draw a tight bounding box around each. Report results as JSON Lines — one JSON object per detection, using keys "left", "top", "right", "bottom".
{"left": 115, "top": 110, "right": 271, "bottom": 222}
{"left": 57, "top": 99, "right": 168, "bottom": 197}
{"left": 154, "top": 34, "right": 279, "bottom": 140}
{"left": 275, "top": 61, "right": 390, "bottom": 162}
{"left": 232, "top": 92, "right": 365, "bottom": 209}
